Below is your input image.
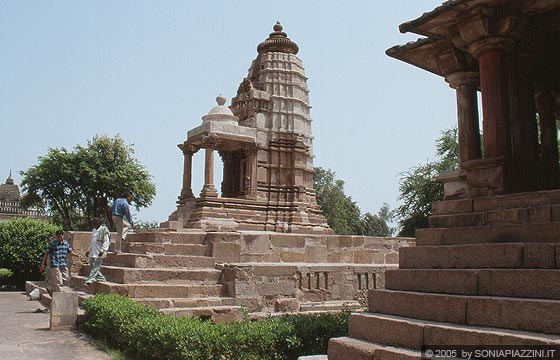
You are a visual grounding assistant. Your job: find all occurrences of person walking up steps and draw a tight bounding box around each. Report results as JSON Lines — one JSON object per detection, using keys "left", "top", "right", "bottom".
{"left": 111, "top": 191, "right": 133, "bottom": 254}
{"left": 85, "top": 217, "right": 111, "bottom": 285}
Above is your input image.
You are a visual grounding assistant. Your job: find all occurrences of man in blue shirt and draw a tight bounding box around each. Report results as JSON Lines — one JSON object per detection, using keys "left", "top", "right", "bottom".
{"left": 40, "top": 230, "right": 82, "bottom": 293}
{"left": 111, "top": 191, "right": 133, "bottom": 253}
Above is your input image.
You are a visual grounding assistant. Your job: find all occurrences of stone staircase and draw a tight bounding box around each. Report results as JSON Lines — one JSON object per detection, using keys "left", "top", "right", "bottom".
{"left": 70, "top": 231, "right": 242, "bottom": 321}
{"left": 328, "top": 241, "right": 560, "bottom": 359}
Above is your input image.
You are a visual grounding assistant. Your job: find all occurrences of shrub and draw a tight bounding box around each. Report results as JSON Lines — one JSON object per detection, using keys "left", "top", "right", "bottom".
{"left": 282, "top": 309, "right": 350, "bottom": 357}
{"left": 82, "top": 293, "right": 349, "bottom": 360}
{"left": 0, "top": 268, "right": 15, "bottom": 289}
{"left": 81, "top": 293, "right": 159, "bottom": 349}
{"left": 0, "top": 218, "right": 61, "bottom": 287}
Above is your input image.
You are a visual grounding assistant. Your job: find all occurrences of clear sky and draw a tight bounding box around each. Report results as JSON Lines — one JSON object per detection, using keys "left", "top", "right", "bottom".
{"left": 0, "top": 1, "right": 457, "bottom": 226}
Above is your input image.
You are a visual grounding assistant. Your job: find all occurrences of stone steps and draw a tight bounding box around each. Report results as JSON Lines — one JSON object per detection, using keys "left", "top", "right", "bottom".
{"left": 328, "top": 337, "right": 420, "bottom": 360}
{"left": 399, "top": 243, "right": 558, "bottom": 269}
{"left": 79, "top": 265, "right": 222, "bottom": 284}
{"left": 299, "top": 300, "right": 362, "bottom": 312}
{"left": 122, "top": 242, "right": 210, "bottom": 255}
{"left": 72, "top": 275, "right": 226, "bottom": 298}
{"left": 368, "top": 289, "right": 560, "bottom": 334}
{"left": 103, "top": 253, "right": 215, "bottom": 268}
{"left": 348, "top": 313, "right": 560, "bottom": 349}
{"left": 125, "top": 231, "right": 207, "bottom": 244}
{"left": 415, "top": 222, "right": 560, "bottom": 246}
{"left": 385, "top": 269, "right": 560, "bottom": 299}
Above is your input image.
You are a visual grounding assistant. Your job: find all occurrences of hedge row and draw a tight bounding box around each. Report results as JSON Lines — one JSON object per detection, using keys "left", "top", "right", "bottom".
{"left": 82, "top": 294, "right": 350, "bottom": 360}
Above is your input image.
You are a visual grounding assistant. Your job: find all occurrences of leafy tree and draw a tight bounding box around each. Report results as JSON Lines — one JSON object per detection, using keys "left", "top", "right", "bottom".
{"left": 362, "top": 203, "right": 393, "bottom": 237}
{"left": 0, "top": 217, "right": 61, "bottom": 288}
{"left": 21, "top": 135, "right": 156, "bottom": 230}
{"left": 395, "top": 128, "right": 459, "bottom": 237}
{"left": 314, "top": 167, "right": 392, "bottom": 236}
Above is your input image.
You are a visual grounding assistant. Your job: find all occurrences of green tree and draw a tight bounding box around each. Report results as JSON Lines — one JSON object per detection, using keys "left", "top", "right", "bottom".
{"left": 362, "top": 203, "right": 393, "bottom": 237}
{"left": 395, "top": 128, "right": 459, "bottom": 237}
{"left": 0, "top": 218, "right": 61, "bottom": 287}
{"left": 314, "top": 167, "right": 392, "bottom": 236}
{"left": 21, "top": 135, "right": 156, "bottom": 230}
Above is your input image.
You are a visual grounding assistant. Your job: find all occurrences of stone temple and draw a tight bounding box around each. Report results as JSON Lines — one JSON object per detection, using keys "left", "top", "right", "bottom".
{"left": 27, "top": 23, "right": 413, "bottom": 322}
{"left": 329, "top": 0, "right": 560, "bottom": 358}
{"left": 164, "top": 22, "right": 331, "bottom": 234}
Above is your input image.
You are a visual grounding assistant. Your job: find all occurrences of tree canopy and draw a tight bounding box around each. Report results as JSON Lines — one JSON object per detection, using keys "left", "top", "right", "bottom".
{"left": 313, "top": 167, "right": 392, "bottom": 236}
{"left": 21, "top": 134, "right": 156, "bottom": 230}
{"left": 395, "top": 128, "right": 459, "bottom": 237}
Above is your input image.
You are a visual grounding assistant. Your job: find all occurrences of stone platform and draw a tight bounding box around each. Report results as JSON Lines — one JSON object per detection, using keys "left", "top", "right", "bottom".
{"left": 33, "top": 230, "right": 413, "bottom": 321}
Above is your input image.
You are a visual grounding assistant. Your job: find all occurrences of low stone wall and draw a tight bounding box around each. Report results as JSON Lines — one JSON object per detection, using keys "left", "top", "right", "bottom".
{"left": 208, "top": 232, "right": 414, "bottom": 265}
{"left": 220, "top": 262, "right": 397, "bottom": 313}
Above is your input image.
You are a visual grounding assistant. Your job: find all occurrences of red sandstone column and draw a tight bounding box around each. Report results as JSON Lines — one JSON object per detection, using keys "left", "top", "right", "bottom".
{"left": 469, "top": 38, "right": 513, "bottom": 159}
{"left": 508, "top": 52, "right": 539, "bottom": 191}
{"left": 201, "top": 147, "right": 218, "bottom": 197}
{"left": 445, "top": 71, "right": 482, "bottom": 164}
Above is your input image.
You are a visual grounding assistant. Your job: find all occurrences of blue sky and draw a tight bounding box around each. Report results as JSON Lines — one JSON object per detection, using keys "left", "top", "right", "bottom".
{"left": 0, "top": 1, "right": 456, "bottom": 225}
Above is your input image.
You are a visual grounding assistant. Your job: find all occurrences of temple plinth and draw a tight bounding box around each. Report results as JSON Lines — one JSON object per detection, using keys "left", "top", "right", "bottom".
{"left": 165, "top": 24, "right": 331, "bottom": 233}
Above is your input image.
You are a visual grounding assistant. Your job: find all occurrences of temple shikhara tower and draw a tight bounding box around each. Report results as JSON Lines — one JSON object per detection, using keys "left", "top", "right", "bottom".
{"left": 166, "top": 22, "right": 331, "bottom": 234}
{"left": 329, "top": 1, "right": 560, "bottom": 358}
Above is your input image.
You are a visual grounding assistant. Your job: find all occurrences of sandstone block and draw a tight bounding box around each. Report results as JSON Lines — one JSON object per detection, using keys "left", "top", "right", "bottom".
{"left": 328, "top": 337, "right": 377, "bottom": 360}
{"left": 349, "top": 313, "right": 423, "bottom": 349}
{"left": 385, "top": 269, "right": 478, "bottom": 295}
{"left": 524, "top": 244, "right": 556, "bottom": 268}
{"left": 211, "top": 242, "right": 241, "bottom": 263}
{"left": 50, "top": 291, "right": 78, "bottom": 330}
{"left": 254, "top": 265, "right": 297, "bottom": 277}
{"left": 368, "top": 289, "right": 467, "bottom": 324}
{"left": 270, "top": 234, "right": 305, "bottom": 248}
{"left": 424, "top": 323, "right": 555, "bottom": 345}
{"left": 279, "top": 251, "right": 304, "bottom": 262}
{"left": 258, "top": 281, "right": 297, "bottom": 296}
{"left": 399, "top": 244, "right": 524, "bottom": 269}
{"left": 467, "top": 297, "right": 560, "bottom": 334}
{"left": 274, "top": 298, "right": 300, "bottom": 312}
{"left": 241, "top": 234, "right": 270, "bottom": 253}
{"left": 478, "top": 269, "right": 560, "bottom": 299}
{"left": 305, "top": 245, "right": 327, "bottom": 263}
{"left": 432, "top": 199, "right": 473, "bottom": 215}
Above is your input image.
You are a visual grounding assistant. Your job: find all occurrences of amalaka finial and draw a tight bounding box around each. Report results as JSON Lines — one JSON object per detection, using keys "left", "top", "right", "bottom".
{"left": 257, "top": 21, "right": 299, "bottom": 55}
{"left": 216, "top": 94, "right": 227, "bottom": 106}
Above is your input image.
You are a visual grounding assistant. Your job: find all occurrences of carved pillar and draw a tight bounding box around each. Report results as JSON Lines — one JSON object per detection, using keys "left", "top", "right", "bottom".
{"left": 469, "top": 37, "right": 513, "bottom": 159}
{"left": 536, "top": 87, "right": 559, "bottom": 189}
{"left": 445, "top": 71, "right": 482, "bottom": 164}
{"left": 200, "top": 147, "right": 218, "bottom": 197}
{"left": 220, "top": 151, "right": 234, "bottom": 197}
{"left": 244, "top": 144, "right": 258, "bottom": 198}
{"left": 178, "top": 143, "right": 198, "bottom": 201}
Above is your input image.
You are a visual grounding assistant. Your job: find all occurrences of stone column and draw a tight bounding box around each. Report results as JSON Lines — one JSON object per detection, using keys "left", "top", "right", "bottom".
{"left": 200, "top": 147, "right": 218, "bottom": 197}
{"left": 220, "top": 151, "right": 233, "bottom": 197}
{"left": 245, "top": 146, "right": 258, "bottom": 198}
{"left": 469, "top": 38, "right": 513, "bottom": 159}
{"left": 536, "top": 87, "right": 559, "bottom": 189}
{"left": 445, "top": 71, "right": 482, "bottom": 164}
{"left": 508, "top": 52, "right": 539, "bottom": 192}
{"left": 178, "top": 143, "right": 197, "bottom": 201}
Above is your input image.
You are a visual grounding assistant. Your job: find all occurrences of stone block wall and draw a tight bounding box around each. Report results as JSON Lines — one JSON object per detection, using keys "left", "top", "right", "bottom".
{"left": 220, "top": 263, "right": 394, "bottom": 313}
{"left": 235, "top": 233, "right": 414, "bottom": 264}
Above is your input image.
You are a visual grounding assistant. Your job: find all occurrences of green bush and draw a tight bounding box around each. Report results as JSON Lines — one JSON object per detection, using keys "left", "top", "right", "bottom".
{"left": 81, "top": 293, "right": 159, "bottom": 349}
{"left": 82, "top": 294, "right": 352, "bottom": 360}
{"left": 282, "top": 310, "right": 350, "bottom": 357}
{"left": 0, "top": 218, "right": 61, "bottom": 287}
{"left": 0, "top": 268, "right": 15, "bottom": 289}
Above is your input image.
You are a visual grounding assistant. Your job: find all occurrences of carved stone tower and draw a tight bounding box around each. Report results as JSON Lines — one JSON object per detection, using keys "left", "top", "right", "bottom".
{"left": 166, "top": 23, "right": 331, "bottom": 234}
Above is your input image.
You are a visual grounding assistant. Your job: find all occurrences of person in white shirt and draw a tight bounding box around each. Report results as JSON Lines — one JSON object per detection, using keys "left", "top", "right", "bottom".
{"left": 85, "top": 217, "right": 111, "bottom": 285}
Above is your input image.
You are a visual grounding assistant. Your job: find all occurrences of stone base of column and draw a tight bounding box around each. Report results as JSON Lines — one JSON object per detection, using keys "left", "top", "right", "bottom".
{"left": 200, "top": 185, "right": 218, "bottom": 197}
{"left": 177, "top": 189, "right": 195, "bottom": 204}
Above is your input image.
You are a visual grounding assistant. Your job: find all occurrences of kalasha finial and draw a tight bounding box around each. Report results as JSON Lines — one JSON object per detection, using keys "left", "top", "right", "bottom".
{"left": 216, "top": 94, "right": 227, "bottom": 106}
{"left": 256, "top": 21, "right": 299, "bottom": 55}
